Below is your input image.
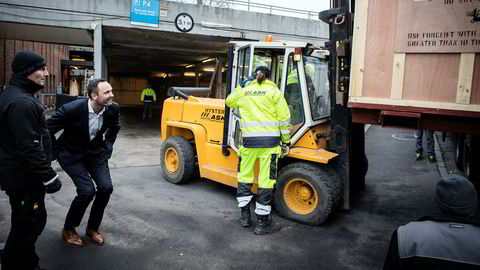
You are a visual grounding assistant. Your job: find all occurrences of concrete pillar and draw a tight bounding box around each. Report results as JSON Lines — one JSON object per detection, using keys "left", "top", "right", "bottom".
{"left": 93, "top": 21, "right": 104, "bottom": 79}
{"left": 195, "top": 68, "right": 200, "bottom": 87}
{"left": 216, "top": 58, "right": 224, "bottom": 98}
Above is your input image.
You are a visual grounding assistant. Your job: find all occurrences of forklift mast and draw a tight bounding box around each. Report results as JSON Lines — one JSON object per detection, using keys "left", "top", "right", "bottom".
{"left": 320, "top": 0, "right": 366, "bottom": 209}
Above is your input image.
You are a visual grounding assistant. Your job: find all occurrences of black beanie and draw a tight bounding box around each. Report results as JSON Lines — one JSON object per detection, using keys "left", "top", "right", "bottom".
{"left": 254, "top": 66, "right": 271, "bottom": 78}
{"left": 436, "top": 174, "right": 478, "bottom": 216}
{"left": 12, "top": 51, "right": 46, "bottom": 76}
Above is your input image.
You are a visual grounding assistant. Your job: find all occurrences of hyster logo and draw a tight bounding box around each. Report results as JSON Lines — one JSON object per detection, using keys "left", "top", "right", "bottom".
{"left": 201, "top": 109, "right": 224, "bottom": 122}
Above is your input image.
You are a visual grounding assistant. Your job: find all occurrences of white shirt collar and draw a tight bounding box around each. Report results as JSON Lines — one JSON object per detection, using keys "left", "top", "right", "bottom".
{"left": 88, "top": 99, "right": 105, "bottom": 115}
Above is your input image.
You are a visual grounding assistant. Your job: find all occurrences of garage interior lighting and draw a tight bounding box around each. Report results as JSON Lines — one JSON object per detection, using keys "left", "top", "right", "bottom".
{"left": 153, "top": 72, "right": 167, "bottom": 77}
{"left": 203, "top": 67, "right": 225, "bottom": 72}
{"left": 202, "top": 58, "right": 215, "bottom": 63}
{"left": 186, "top": 64, "right": 195, "bottom": 69}
{"left": 184, "top": 72, "right": 196, "bottom": 77}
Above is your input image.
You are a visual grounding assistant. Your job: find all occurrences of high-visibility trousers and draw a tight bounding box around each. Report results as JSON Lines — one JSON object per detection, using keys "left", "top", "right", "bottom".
{"left": 236, "top": 145, "right": 281, "bottom": 215}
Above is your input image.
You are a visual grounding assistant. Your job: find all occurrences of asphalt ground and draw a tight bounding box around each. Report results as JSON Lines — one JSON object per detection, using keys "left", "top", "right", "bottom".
{"left": 0, "top": 106, "right": 456, "bottom": 270}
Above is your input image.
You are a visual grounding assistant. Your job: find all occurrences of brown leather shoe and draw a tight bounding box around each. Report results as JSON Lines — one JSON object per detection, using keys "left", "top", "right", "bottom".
{"left": 62, "top": 229, "right": 84, "bottom": 247}
{"left": 86, "top": 228, "right": 105, "bottom": 246}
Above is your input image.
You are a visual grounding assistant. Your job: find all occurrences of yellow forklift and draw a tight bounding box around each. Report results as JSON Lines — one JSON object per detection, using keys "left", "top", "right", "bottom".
{"left": 160, "top": 40, "right": 367, "bottom": 225}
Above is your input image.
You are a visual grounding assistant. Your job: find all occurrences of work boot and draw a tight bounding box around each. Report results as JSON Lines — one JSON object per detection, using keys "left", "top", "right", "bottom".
{"left": 254, "top": 214, "right": 281, "bottom": 235}
{"left": 427, "top": 154, "right": 436, "bottom": 163}
{"left": 415, "top": 152, "right": 423, "bottom": 160}
{"left": 240, "top": 205, "right": 252, "bottom": 228}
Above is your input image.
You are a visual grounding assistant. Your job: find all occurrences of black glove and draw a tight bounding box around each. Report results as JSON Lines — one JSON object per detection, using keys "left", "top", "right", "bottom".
{"left": 280, "top": 142, "right": 291, "bottom": 158}
{"left": 45, "top": 178, "right": 62, "bottom": 194}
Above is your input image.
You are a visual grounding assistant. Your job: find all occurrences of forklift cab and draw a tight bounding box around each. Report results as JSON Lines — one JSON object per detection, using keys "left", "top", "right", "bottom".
{"left": 227, "top": 41, "right": 331, "bottom": 153}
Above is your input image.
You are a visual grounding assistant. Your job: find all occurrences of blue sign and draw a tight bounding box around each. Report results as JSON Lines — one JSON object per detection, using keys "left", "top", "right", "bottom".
{"left": 131, "top": 0, "right": 160, "bottom": 27}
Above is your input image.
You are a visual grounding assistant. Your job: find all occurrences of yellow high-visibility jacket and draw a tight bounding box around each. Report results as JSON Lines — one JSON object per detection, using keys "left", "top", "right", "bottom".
{"left": 226, "top": 79, "right": 291, "bottom": 148}
{"left": 141, "top": 88, "right": 156, "bottom": 102}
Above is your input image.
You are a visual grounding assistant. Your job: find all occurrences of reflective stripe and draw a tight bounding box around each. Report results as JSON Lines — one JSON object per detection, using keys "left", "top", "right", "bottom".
{"left": 241, "top": 121, "right": 291, "bottom": 128}
{"left": 241, "top": 122, "right": 278, "bottom": 128}
{"left": 237, "top": 195, "right": 254, "bottom": 208}
{"left": 255, "top": 202, "right": 271, "bottom": 215}
{"left": 280, "top": 129, "right": 290, "bottom": 135}
{"left": 243, "top": 131, "right": 280, "bottom": 137}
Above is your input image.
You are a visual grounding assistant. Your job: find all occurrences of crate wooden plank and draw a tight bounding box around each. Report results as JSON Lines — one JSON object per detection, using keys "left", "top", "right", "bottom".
{"left": 349, "top": 96, "right": 480, "bottom": 113}
{"left": 358, "top": 0, "right": 398, "bottom": 99}
{"left": 390, "top": 53, "right": 405, "bottom": 100}
{"left": 456, "top": 53, "right": 475, "bottom": 104}
{"left": 471, "top": 54, "right": 480, "bottom": 105}
{"left": 402, "top": 54, "right": 459, "bottom": 103}
{"left": 349, "top": 0, "right": 369, "bottom": 97}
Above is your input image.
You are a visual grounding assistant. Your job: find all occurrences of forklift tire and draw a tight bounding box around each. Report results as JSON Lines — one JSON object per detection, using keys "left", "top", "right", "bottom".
{"left": 160, "top": 136, "right": 196, "bottom": 184}
{"left": 274, "top": 162, "right": 341, "bottom": 226}
{"left": 463, "top": 135, "right": 480, "bottom": 187}
{"left": 454, "top": 134, "right": 465, "bottom": 172}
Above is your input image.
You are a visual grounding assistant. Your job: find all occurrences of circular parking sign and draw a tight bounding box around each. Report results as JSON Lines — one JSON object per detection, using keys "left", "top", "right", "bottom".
{"left": 175, "top": 13, "right": 194, "bottom": 33}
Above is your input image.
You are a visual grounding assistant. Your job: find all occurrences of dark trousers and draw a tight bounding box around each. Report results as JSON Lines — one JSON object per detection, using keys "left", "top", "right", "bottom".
{"left": 62, "top": 156, "right": 113, "bottom": 231}
{"left": 1, "top": 182, "right": 46, "bottom": 270}
{"left": 142, "top": 102, "right": 153, "bottom": 120}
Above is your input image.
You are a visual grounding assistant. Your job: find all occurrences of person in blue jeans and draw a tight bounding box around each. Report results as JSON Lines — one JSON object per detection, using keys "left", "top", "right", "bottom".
{"left": 414, "top": 130, "right": 436, "bottom": 162}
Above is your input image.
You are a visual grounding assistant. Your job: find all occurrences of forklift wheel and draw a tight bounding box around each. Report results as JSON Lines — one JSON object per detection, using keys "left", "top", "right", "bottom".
{"left": 160, "top": 136, "right": 195, "bottom": 184}
{"left": 274, "top": 162, "right": 341, "bottom": 225}
{"left": 463, "top": 135, "right": 480, "bottom": 187}
{"left": 455, "top": 134, "right": 465, "bottom": 172}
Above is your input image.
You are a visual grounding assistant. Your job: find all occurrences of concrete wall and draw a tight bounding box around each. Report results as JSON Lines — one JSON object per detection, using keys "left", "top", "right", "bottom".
{"left": 0, "top": 0, "right": 328, "bottom": 44}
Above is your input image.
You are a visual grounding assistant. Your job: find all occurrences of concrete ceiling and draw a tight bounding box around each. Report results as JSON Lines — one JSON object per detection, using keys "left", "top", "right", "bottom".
{"left": 1, "top": 22, "right": 242, "bottom": 76}
{"left": 103, "top": 26, "right": 237, "bottom": 74}
{"left": 0, "top": 22, "right": 92, "bottom": 45}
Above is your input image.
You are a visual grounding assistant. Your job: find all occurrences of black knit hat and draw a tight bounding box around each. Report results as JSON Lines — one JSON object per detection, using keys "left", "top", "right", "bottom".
{"left": 254, "top": 66, "right": 271, "bottom": 78}
{"left": 12, "top": 51, "right": 46, "bottom": 76}
{"left": 436, "top": 174, "right": 478, "bottom": 216}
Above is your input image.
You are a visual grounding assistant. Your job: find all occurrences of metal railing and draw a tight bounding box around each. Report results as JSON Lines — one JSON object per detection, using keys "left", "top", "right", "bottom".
{"left": 168, "top": 0, "right": 321, "bottom": 20}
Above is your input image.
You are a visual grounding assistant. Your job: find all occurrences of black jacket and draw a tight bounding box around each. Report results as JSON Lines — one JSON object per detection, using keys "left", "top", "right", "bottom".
{"left": 0, "top": 76, "right": 57, "bottom": 191}
{"left": 47, "top": 98, "right": 121, "bottom": 166}
{"left": 384, "top": 214, "right": 480, "bottom": 270}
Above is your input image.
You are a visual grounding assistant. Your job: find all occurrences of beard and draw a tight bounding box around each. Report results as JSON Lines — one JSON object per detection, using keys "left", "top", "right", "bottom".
{"left": 98, "top": 98, "right": 113, "bottom": 107}
{"left": 103, "top": 99, "right": 114, "bottom": 106}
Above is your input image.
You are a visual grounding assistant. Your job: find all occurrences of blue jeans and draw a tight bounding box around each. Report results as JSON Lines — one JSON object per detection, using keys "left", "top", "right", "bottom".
{"left": 415, "top": 130, "right": 434, "bottom": 156}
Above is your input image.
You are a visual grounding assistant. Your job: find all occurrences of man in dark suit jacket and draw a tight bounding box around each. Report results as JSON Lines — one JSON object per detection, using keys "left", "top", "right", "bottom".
{"left": 48, "top": 78, "right": 120, "bottom": 247}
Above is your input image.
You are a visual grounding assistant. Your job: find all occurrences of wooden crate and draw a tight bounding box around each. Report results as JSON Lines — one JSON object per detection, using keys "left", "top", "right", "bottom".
{"left": 110, "top": 75, "right": 147, "bottom": 105}
{"left": 349, "top": 0, "right": 480, "bottom": 116}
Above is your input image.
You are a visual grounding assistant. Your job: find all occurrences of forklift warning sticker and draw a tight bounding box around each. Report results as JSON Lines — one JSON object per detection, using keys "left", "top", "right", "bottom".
{"left": 201, "top": 108, "right": 224, "bottom": 122}
{"left": 395, "top": 0, "right": 480, "bottom": 53}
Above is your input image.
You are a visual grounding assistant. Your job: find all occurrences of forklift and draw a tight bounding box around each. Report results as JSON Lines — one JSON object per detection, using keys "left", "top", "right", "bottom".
{"left": 159, "top": 0, "right": 368, "bottom": 225}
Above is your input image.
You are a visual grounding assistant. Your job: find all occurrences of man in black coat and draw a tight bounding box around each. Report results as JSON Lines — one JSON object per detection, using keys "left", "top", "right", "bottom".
{"left": 384, "top": 174, "right": 480, "bottom": 269}
{"left": 0, "top": 51, "right": 62, "bottom": 270}
{"left": 48, "top": 78, "right": 120, "bottom": 247}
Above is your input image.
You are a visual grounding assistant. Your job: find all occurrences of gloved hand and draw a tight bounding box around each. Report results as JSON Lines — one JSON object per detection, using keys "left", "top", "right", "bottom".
{"left": 45, "top": 178, "right": 62, "bottom": 194}
{"left": 280, "top": 143, "right": 290, "bottom": 158}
